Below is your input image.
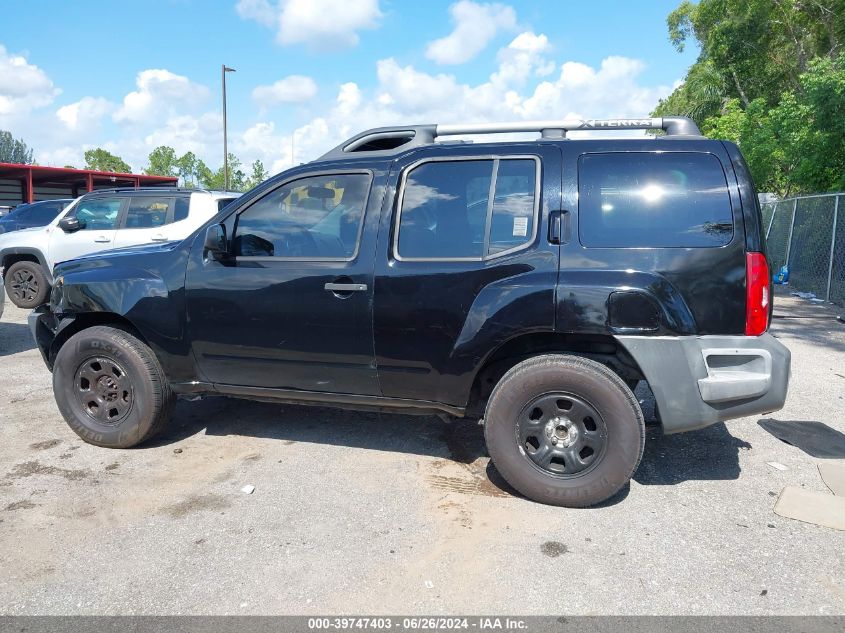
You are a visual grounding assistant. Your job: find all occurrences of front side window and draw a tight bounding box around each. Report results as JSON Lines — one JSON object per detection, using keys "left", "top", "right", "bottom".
{"left": 578, "top": 152, "right": 733, "bottom": 248}
{"left": 124, "top": 197, "right": 172, "bottom": 229}
{"left": 234, "top": 174, "right": 371, "bottom": 259}
{"left": 72, "top": 197, "right": 123, "bottom": 230}
{"left": 396, "top": 157, "right": 538, "bottom": 260}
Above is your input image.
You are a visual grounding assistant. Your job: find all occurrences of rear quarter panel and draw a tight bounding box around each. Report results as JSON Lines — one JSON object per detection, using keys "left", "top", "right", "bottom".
{"left": 558, "top": 138, "right": 747, "bottom": 336}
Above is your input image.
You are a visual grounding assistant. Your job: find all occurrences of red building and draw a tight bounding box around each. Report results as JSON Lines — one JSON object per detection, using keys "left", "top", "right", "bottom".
{"left": 0, "top": 163, "right": 177, "bottom": 208}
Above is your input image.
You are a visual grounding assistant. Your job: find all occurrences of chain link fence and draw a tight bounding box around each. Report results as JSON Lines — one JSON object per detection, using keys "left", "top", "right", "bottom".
{"left": 761, "top": 193, "right": 843, "bottom": 305}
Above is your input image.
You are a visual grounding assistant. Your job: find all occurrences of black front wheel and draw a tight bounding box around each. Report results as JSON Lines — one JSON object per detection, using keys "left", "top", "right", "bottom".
{"left": 484, "top": 354, "right": 645, "bottom": 507}
{"left": 4, "top": 261, "right": 49, "bottom": 308}
{"left": 52, "top": 326, "right": 175, "bottom": 448}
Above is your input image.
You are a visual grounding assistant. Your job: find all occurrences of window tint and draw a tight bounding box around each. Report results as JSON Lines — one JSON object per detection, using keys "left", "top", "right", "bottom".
{"left": 578, "top": 152, "right": 733, "bottom": 248}
{"left": 29, "top": 201, "right": 65, "bottom": 224}
{"left": 124, "top": 197, "right": 171, "bottom": 229}
{"left": 397, "top": 158, "right": 538, "bottom": 260}
{"left": 174, "top": 197, "right": 190, "bottom": 221}
{"left": 488, "top": 159, "right": 537, "bottom": 255}
{"left": 234, "top": 174, "right": 370, "bottom": 259}
{"left": 217, "top": 198, "right": 236, "bottom": 212}
{"left": 72, "top": 197, "right": 122, "bottom": 230}
{"left": 398, "top": 160, "right": 490, "bottom": 259}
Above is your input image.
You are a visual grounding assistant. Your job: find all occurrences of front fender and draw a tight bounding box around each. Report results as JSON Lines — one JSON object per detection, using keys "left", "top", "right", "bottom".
{"left": 55, "top": 266, "right": 170, "bottom": 317}
{"left": 0, "top": 246, "right": 52, "bottom": 282}
{"left": 50, "top": 260, "right": 194, "bottom": 381}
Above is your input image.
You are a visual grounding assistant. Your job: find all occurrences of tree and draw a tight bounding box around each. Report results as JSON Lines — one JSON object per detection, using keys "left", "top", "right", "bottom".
{"left": 84, "top": 148, "right": 132, "bottom": 173}
{"left": 199, "top": 153, "right": 246, "bottom": 191}
{"left": 177, "top": 151, "right": 200, "bottom": 188}
{"left": 665, "top": 0, "right": 845, "bottom": 109}
{"left": 655, "top": 1, "right": 845, "bottom": 195}
{"left": 245, "top": 159, "right": 269, "bottom": 190}
{"left": 0, "top": 130, "right": 34, "bottom": 164}
{"left": 145, "top": 146, "right": 179, "bottom": 177}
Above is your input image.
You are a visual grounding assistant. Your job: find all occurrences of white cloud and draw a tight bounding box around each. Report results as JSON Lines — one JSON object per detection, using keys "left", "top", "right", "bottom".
{"left": 114, "top": 69, "right": 209, "bottom": 124}
{"left": 0, "top": 44, "right": 60, "bottom": 115}
{"left": 236, "top": 0, "right": 382, "bottom": 50}
{"left": 426, "top": 1, "right": 517, "bottom": 65}
{"left": 252, "top": 75, "right": 318, "bottom": 107}
{"left": 234, "top": 0, "right": 276, "bottom": 26}
{"left": 10, "top": 29, "right": 675, "bottom": 180}
{"left": 254, "top": 41, "right": 675, "bottom": 171}
{"left": 56, "top": 97, "right": 113, "bottom": 132}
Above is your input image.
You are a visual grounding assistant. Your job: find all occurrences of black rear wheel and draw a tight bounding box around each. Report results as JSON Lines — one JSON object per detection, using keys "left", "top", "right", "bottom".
{"left": 484, "top": 354, "right": 645, "bottom": 507}
{"left": 5, "top": 261, "right": 49, "bottom": 308}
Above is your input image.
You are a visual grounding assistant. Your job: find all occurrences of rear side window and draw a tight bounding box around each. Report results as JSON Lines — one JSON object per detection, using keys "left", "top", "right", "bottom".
{"left": 124, "top": 197, "right": 172, "bottom": 228}
{"left": 174, "top": 197, "right": 190, "bottom": 221}
{"left": 217, "top": 198, "right": 236, "bottom": 212}
{"left": 396, "top": 157, "right": 538, "bottom": 260}
{"left": 578, "top": 152, "right": 733, "bottom": 248}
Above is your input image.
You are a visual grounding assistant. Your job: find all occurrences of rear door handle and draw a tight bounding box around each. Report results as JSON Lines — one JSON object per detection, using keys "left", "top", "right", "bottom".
{"left": 324, "top": 283, "right": 367, "bottom": 292}
{"left": 548, "top": 210, "right": 570, "bottom": 244}
{"left": 151, "top": 234, "right": 168, "bottom": 242}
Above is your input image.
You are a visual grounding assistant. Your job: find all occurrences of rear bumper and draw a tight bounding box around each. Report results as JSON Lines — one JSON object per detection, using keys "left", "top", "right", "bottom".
{"left": 616, "top": 333, "right": 791, "bottom": 434}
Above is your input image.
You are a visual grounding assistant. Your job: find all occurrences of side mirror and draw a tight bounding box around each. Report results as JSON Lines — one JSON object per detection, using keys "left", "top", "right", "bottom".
{"left": 58, "top": 216, "right": 84, "bottom": 233}
{"left": 203, "top": 224, "right": 229, "bottom": 260}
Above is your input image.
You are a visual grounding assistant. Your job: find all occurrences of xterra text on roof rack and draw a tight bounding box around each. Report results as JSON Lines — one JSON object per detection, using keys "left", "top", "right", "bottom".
{"left": 29, "top": 116, "right": 790, "bottom": 507}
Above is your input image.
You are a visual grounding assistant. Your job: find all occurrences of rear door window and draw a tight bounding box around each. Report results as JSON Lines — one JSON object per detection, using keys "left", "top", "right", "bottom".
{"left": 396, "top": 157, "right": 539, "bottom": 260}
{"left": 578, "top": 152, "right": 733, "bottom": 248}
{"left": 123, "top": 197, "right": 173, "bottom": 229}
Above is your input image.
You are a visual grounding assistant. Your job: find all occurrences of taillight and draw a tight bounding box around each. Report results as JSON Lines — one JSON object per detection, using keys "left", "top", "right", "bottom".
{"left": 745, "top": 252, "right": 770, "bottom": 336}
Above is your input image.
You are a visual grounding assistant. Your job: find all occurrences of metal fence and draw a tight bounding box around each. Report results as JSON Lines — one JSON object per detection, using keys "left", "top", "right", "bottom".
{"left": 762, "top": 193, "right": 844, "bottom": 305}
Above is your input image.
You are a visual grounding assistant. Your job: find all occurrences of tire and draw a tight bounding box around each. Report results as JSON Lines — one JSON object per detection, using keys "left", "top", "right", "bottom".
{"left": 4, "top": 261, "right": 49, "bottom": 308}
{"left": 484, "top": 354, "right": 645, "bottom": 507}
{"left": 52, "top": 326, "right": 175, "bottom": 448}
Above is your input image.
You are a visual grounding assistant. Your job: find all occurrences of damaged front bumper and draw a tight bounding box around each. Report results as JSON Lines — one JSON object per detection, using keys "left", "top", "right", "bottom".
{"left": 28, "top": 305, "right": 61, "bottom": 370}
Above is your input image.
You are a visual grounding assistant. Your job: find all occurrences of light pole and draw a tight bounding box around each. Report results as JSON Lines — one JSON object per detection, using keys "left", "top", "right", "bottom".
{"left": 222, "top": 64, "right": 236, "bottom": 191}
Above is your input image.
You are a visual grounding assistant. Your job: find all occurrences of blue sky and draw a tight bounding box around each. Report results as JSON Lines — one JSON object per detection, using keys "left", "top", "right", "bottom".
{"left": 1, "top": 0, "right": 698, "bottom": 175}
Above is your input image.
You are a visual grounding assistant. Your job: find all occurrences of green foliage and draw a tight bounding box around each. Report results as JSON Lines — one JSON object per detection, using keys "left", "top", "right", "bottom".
{"left": 176, "top": 152, "right": 202, "bottom": 188}
{"left": 657, "top": 0, "right": 845, "bottom": 195}
{"left": 245, "top": 159, "right": 269, "bottom": 190}
{"left": 84, "top": 148, "right": 132, "bottom": 173}
{"left": 145, "top": 146, "right": 179, "bottom": 177}
{"left": 145, "top": 147, "right": 262, "bottom": 192}
{"left": 0, "top": 130, "right": 34, "bottom": 164}
{"left": 198, "top": 153, "right": 246, "bottom": 191}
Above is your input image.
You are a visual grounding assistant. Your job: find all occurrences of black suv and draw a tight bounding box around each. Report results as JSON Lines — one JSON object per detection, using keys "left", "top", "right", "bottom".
{"left": 30, "top": 117, "right": 790, "bottom": 507}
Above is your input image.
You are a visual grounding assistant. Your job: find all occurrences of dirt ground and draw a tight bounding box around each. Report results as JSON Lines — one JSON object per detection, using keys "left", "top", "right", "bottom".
{"left": 0, "top": 291, "right": 843, "bottom": 615}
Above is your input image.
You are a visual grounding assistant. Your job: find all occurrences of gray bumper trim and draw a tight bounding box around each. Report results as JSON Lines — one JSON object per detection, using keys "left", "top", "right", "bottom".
{"left": 616, "top": 333, "right": 791, "bottom": 434}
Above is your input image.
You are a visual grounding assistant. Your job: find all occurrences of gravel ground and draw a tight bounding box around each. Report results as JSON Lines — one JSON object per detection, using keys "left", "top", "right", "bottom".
{"left": 0, "top": 291, "right": 843, "bottom": 615}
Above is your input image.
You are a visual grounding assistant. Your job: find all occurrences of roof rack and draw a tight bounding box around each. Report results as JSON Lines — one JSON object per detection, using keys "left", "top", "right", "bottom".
{"left": 318, "top": 116, "right": 701, "bottom": 161}
{"left": 84, "top": 186, "right": 209, "bottom": 195}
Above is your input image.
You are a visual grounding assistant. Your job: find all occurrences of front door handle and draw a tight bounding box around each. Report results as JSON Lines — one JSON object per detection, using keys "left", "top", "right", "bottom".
{"left": 324, "top": 282, "right": 367, "bottom": 292}
{"left": 151, "top": 234, "right": 168, "bottom": 242}
{"left": 94, "top": 236, "right": 110, "bottom": 243}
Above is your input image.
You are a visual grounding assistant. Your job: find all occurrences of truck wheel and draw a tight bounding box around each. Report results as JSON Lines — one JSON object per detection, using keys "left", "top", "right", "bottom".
{"left": 52, "top": 326, "right": 175, "bottom": 448}
{"left": 4, "top": 261, "right": 49, "bottom": 308}
{"left": 484, "top": 354, "right": 644, "bottom": 507}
